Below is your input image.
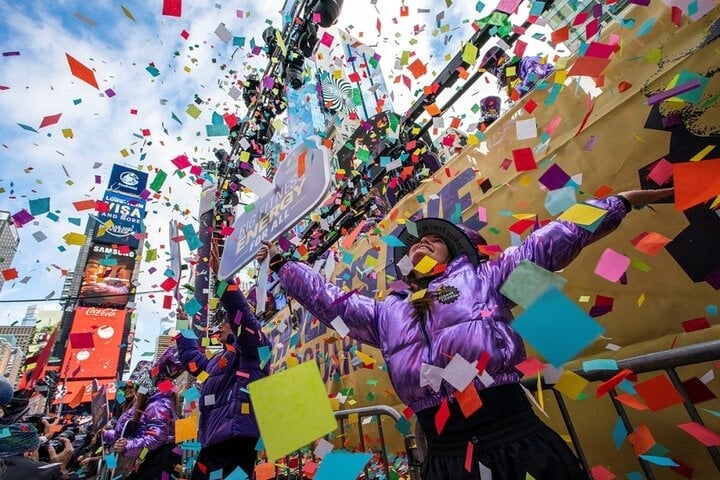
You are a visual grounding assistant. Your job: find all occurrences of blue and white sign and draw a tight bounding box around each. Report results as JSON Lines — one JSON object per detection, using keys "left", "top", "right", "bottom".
{"left": 108, "top": 164, "right": 148, "bottom": 198}
{"left": 94, "top": 191, "right": 146, "bottom": 247}
{"left": 218, "top": 137, "right": 332, "bottom": 279}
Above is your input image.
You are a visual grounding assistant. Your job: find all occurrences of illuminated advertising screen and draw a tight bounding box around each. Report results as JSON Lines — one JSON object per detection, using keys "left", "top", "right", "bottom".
{"left": 93, "top": 191, "right": 145, "bottom": 248}
{"left": 61, "top": 307, "right": 126, "bottom": 380}
{"left": 79, "top": 243, "right": 136, "bottom": 307}
{"left": 107, "top": 164, "right": 148, "bottom": 198}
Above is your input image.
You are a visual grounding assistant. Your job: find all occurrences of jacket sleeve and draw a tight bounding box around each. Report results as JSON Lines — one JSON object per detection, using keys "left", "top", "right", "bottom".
{"left": 488, "top": 196, "right": 629, "bottom": 300}
{"left": 278, "top": 261, "right": 382, "bottom": 347}
{"left": 122, "top": 398, "right": 174, "bottom": 457}
{"left": 221, "top": 284, "right": 271, "bottom": 359}
{"left": 103, "top": 427, "right": 116, "bottom": 445}
{"left": 176, "top": 334, "right": 209, "bottom": 375}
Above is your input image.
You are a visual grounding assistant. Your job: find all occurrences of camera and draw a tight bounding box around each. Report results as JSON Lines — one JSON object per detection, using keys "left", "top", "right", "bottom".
{"left": 38, "top": 428, "right": 77, "bottom": 461}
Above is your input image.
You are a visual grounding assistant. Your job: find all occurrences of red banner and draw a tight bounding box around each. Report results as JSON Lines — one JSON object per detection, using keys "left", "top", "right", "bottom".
{"left": 61, "top": 307, "right": 126, "bottom": 380}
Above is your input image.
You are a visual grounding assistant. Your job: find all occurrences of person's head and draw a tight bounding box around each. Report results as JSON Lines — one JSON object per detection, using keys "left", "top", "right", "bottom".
{"left": 152, "top": 347, "right": 183, "bottom": 381}
{"left": 121, "top": 382, "right": 135, "bottom": 403}
{"left": 394, "top": 218, "right": 487, "bottom": 281}
{"left": 407, "top": 234, "right": 452, "bottom": 270}
{"left": 0, "top": 423, "right": 40, "bottom": 460}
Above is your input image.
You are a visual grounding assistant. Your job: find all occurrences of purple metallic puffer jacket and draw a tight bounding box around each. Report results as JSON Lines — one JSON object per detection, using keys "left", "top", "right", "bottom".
{"left": 176, "top": 288, "right": 271, "bottom": 446}
{"left": 103, "top": 390, "right": 176, "bottom": 457}
{"left": 279, "top": 197, "right": 628, "bottom": 413}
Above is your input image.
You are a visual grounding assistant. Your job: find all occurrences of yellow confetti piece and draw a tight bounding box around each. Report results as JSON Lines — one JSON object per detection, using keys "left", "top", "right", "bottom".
{"left": 61, "top": 128, "right": 74, "bottom": 138}
{"left": 555, "top": 370, "right": 589, "bottom": 399}
{"left": 196, "top": 371, "right": 209, "bottom": 383}
{"left": 536, "top": 372, "right": 544, "bottom": 411}
{"left": 558, "top": 203, "right": 607, "bottom": 226}
{"left": 410, "top": 288, "right": 428, "bottom": 301}
{"left": 689, "top": 145, "right": 716, "bottom": 162}
{"left": 354, "top": 350, "right": 376, "bottom": 366}
{"left": 414, "top": 256, "right": 437, "bottom": 275}
{"left": 638, "top": 293, "right": 646, "bottom": 306}
{"left": 578, "top": 295, "right": 591, "bottom": 303}
{"left": 645, "top": 48, "right": 662, "bottom": 64}
{"left": 120, "top": 5, "right": 136, "bottom": 21}
{"left": 186, "top": 104, "right": 201, "bottom": 119}
{"left": 241, "top": 402, "right": 250, "bottom": 414}
{"left": 174, "top": 415, "right": 198, "bottom": 443}
{"left": 119, "top": 149, "right": 129, "bottom": 157}
{"left": 519, "top": 176, "right": 534, "bottom": 187}
{"left": 63, "top": 232, "right": 86, "bottom": 246}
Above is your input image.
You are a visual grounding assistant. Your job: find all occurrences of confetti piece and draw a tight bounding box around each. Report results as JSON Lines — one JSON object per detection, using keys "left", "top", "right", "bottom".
{"left": 249, "top": 361, "right": 336, "bottom": 461}
{"left": 162, "top": 0, "right": 182, "bottom": 17}
{"left": 65, "top": 53, "right": 99, "bottom": 89}
{"left": 513, "top": 288, "right": 604, "bottom": 367}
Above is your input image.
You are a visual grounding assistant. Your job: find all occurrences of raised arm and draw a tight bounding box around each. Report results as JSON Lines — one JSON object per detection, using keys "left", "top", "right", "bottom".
{"left": 259, "top": 243, "right": 382, "bottom": 347}
{"left": 176, "top": 333, "right": 209, "bottom": 375}
{"left": 488, "top": 189, "right": 673, "bottom": 295}
{"left": 219, "top": 282, "right": 271, "bottom": 358}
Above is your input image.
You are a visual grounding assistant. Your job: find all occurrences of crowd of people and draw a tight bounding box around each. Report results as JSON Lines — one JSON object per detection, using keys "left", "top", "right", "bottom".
{"left": 0, "top": 184, "right": 674, "bottom": 480}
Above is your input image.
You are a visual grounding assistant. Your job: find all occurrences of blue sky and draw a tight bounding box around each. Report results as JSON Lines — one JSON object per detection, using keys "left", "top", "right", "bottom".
{"left": 0, "top": 0, "right": 548, "bottom": 366}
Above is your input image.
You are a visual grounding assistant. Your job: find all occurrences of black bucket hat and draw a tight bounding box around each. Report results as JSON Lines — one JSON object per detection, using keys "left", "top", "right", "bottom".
{"left": 393, "top": 218, "right": 485, "bottom": 278}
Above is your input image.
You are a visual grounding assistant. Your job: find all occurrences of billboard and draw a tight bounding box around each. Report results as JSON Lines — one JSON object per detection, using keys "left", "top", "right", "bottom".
{"left": 79, "top": 243, "right": 136, "bottom": 307}
{"left": 218, "top": 136, "right": 332, "bottom": 279}
{"left": 61, "top": 307, "right": 126, "bottom": 380}
{"left": 107, "top": 164, "right": 148, "bottom": 198}
{"left": 94, "top": 190, "right": 146, "bottom": 248}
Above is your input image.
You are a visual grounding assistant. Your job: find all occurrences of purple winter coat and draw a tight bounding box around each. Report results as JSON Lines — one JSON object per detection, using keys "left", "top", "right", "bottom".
{"left": 278, "top": 197, "right": 628, "bottom": 412}
{"left": 103, "top": 390, "right": 177, "bottom": 457}
{"left": 176, "top": 287, "right": 271, "bottom": 446}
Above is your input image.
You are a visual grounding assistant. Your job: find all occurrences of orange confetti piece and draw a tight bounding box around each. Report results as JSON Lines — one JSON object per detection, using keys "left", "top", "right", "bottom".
{"left": 65, "top": 53, "right": 99, "bottom": 89}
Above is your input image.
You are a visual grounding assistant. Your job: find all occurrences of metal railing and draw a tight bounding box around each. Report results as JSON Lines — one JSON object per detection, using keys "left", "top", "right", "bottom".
{"left": 264, "top": 405, "right": 421, "bottom": 480}
{"left": 520, "top": 340, "right": 720, "bottom": 479}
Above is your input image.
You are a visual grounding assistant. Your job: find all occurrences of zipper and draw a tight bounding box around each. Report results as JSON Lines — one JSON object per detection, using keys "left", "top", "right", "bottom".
{"left": 418, "top": 311, "right": 433, "bottom": 365}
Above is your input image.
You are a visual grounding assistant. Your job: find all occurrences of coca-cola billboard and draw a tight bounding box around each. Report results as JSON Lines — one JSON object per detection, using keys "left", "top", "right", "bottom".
{"left": 61, "top": 307, "right": 126, "bottom": 380}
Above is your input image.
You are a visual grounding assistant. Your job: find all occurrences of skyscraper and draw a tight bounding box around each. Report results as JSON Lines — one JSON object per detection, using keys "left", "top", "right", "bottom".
{"left": 0, "top": 210, "right": 20, "bottom": 293}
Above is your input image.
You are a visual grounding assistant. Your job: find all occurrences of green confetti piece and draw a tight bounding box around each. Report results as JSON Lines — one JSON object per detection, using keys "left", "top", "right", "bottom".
{"left": 150, "top": 170, "right": 168, "bottom": 192}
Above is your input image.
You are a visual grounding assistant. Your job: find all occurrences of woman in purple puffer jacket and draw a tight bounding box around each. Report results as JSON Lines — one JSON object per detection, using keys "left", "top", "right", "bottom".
{"left": 103, "top": 347, "right": 184, "bottom": 480}
{"left": 258, "top": 188, "right": 673, "bottom": 480}
{"left": 176, "top": 283, "right": 271, "bottom": 479}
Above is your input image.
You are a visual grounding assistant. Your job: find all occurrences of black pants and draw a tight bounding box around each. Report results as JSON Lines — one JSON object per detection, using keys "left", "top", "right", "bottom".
{"left": 419, "top": 385, "right": 589, "bottom": 480}
{"left": 190, "top": 436, "right": 258, "bottom": 480}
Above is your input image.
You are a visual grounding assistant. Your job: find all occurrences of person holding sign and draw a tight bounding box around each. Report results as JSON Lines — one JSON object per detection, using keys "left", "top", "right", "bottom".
{"left": 176, "top": 281, "right": 271, "bottom": 479}
{"left": 103, "top": 348, "right": 184, "bottom": 480}
{"left": 257, "top": 188, "right": 672, "bottom": 480}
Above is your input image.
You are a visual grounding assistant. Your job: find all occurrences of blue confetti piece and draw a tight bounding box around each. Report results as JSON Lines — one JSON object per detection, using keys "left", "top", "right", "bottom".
{"left": 639, "top": 455, "right": 679, "bottom": 467}
{"left": 612, "top": 417, "right": 627, "bottom": 449}
{"left": 181, "top": 224, "right": 203, "bottom": 250}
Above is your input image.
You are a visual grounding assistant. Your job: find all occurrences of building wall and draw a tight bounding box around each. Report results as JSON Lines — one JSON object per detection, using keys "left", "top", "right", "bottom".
{"left": 0, "top": 211, "right": 20, "bottom": 293}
